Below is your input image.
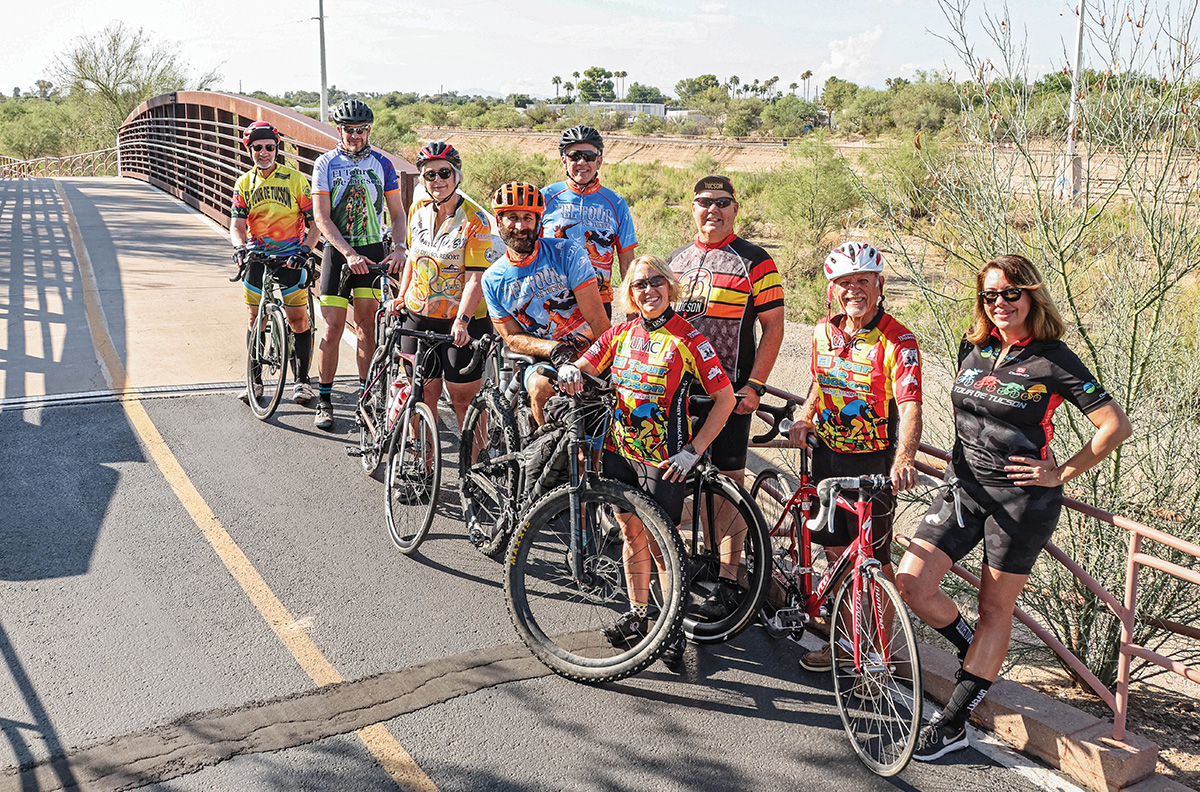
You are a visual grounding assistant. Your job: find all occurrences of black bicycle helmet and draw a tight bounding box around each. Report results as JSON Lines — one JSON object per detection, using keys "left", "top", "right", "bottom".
{"left": 416, "top": 141, "right": 462, "bottom": 170}
{"left": 331, "top": 99, "right": 374, "bottom": 125}
{"left": 558, "top": 125, "right": 604, "bottom": 155}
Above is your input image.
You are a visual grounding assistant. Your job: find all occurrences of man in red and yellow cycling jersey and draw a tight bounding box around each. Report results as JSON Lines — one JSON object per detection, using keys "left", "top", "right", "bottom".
{"left": 230, "top": 121, "right": 321, "bottom": 405}
{"left": 789, "top": 241, "right": 924, "bottom": 674}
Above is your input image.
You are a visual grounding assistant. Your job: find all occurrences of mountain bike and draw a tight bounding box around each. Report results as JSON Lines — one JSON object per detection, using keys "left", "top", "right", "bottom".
{"left": 502, "top": 372, "right": 686, "bottom": 684}
{"left": 230, "top": 251, "right": 317, "bottom": 420}
{"left": 750, "top": 409, "right": 945, "bottom": 777}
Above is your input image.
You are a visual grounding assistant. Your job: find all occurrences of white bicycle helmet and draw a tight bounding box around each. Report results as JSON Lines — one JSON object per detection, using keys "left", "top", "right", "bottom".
{"left": 824, "top": 241, "right": 883, "bottom": 280}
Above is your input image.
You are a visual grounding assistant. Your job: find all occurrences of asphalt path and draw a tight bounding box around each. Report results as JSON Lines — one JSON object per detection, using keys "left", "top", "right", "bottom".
{"left": 0, "top": 176, "right": 1077, "bottom": 791}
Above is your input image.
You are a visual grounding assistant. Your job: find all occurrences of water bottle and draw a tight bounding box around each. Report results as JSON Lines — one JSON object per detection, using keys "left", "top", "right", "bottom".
{"left": 387, "top": 379, "right": 410, "bottom": 430}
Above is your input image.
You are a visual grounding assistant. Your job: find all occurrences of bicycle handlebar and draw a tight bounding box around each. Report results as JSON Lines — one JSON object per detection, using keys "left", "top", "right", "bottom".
{"left": 807, "top": 473, "right": 945, "bottom": 537}
{"left": 229, "top": 250, "right": 318, "bottom": 283}
{"left": 394, "top": 327, "right": 494, "bottom": 378}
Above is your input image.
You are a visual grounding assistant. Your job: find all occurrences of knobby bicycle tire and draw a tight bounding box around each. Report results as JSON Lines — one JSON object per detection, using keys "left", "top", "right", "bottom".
{"left": 681, "top": 473, "right": 771, "bottom": 644}
{"left": 505, "top": 478, "right": 686, "bottom": 684}
{"left": 248, "top": 303, "right": 289, "bottom": 420}
{"left": 459, "top": 388, "right": 519, "bottom": 557}
{"left": 750, "top": 467, "right": 806, "bottom": 640}
{"left": 385, "top": 400, "right": 442, "bottom": 554}
{"left": 830, "top": 565, "right": 922, "bottom": 777}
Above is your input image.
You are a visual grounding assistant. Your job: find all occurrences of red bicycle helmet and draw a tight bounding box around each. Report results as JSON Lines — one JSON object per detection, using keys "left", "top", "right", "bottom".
{"left": 416, "top": 141, "right": 462, "bottom": 170}
{"left": 241, "top": 121, "right": 280, "bottom": 149}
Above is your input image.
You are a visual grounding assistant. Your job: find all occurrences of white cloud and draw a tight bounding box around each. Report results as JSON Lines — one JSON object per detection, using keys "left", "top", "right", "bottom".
{"left": 816, "top": 26, "right": 884, "bottom": 86}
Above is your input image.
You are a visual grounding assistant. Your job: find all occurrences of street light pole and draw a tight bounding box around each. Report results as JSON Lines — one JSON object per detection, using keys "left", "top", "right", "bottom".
{"left": 317, "top": 0, "right": 329, "bottom": 122}
{"left": 1059, "top": 0, "right": 1086, "bottom": 202}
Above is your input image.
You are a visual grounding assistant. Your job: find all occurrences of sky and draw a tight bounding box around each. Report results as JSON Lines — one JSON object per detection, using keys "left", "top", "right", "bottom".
{"left": 0, "top": 1, "right": 1181, "bottom": 101}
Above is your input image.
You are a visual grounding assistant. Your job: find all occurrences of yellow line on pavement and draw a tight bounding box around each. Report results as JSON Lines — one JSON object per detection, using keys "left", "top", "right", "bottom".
{"left": 56, "top": 180, "right": 439, "bottom": 792}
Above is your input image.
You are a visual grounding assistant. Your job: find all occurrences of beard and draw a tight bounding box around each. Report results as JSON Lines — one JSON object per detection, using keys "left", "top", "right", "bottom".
{"left": 499, "top": 224, "right": 537, "bottom": 255}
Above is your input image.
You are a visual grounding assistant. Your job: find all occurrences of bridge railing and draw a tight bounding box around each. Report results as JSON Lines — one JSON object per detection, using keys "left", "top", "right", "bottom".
{"left": 0, "top": 148, "right": 119, "bottom": 178}
{"left": 117, "top": 91, "right": 418, "bottom": 230}
{"left": 750, "top": 381, "right": 1199, "bottom": 743}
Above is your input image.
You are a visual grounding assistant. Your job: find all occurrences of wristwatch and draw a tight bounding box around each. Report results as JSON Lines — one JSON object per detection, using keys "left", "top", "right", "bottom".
{"left": 746, "top": 381, "right": 766, "bottom": 397}
{"left": 454, "top": 314, "right": 470, "bottom": 324}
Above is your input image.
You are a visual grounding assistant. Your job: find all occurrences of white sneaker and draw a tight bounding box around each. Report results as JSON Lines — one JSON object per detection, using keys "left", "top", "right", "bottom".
{"left": 293, "top": 381, "right": 314, "bottom": 404}
{"left": 237, "top": 384, "right": 263, "bottom": 404}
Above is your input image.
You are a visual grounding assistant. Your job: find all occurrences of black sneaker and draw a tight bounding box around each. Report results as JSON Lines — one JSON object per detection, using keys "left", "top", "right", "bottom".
{"left": 913, "top": 715, "right": 968, "bottom": 761}
{"left": 661, "top": 631, "right": 687, "bottom": 671}
{"left": 697, "top": 578, "right": 742, "bottom": 620}
{"left": 602, "top": 611, "right": 646, "bottom": 647}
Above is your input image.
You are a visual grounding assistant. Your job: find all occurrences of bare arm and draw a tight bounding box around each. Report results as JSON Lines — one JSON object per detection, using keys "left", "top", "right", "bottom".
{"left": 491, "top": 317, "right": 562, "bottom": 359}
{"left": 788, "top": 381, "right": 822, "bottom": 447}
{"left": 574, "top": 279, "right": 611, "bottom": 339}
{"left": 231, "top": 218, "right": 249, "bottom": 249}
{"left": 617, "top": 246, "right": 636, "bottom": 280}
{"left": 735, "top": 305, "right": 785, "bottom": 414}
{"left": 382, "top": 191, "right": 407, "bottom": 273}
{"left": 890, "top": 400, "right": 924, "bottom": 492}
{"left": 451, "top": 271, "right": 486, "bottom": 345}
{"left": 691, "top": 384, "right": 736, "bottom": 455}
{"left": 313, "top": 193, "right": 353, "bottom": 257}
{"left": 1006, "top": 401, "right": 1133, "bottom": 487}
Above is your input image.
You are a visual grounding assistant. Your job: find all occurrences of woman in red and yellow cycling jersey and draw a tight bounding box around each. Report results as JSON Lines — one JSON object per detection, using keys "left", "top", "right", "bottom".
{"left": 562, "top": 254, "right": 735, "bottom": 667}
{"left": 394, "top": 142, "right": 503, "bottom": 428}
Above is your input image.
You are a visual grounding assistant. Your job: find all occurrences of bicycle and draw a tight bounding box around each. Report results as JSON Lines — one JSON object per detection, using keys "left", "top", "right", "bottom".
{"left": 230, "top": 250, "right": 317, "bottom": 421}
{"left": 382, "top": 325, "right": 490, "bottom": 555}
{"left": 349, "top": 263, "right": 403, "bottom": 475}
{"left": 501, "top": 372, "right": 687, "bottom": 684}
{"left": 750, "top": 409, "right": 944, "bottom": 777}
{"left": 677, "top": 395, "right": 773, "bottom": 646}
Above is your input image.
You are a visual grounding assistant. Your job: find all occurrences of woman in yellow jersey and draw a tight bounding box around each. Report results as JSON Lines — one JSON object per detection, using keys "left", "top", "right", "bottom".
{"left": 394, "top": 142, "right": 503, "bottom": 429}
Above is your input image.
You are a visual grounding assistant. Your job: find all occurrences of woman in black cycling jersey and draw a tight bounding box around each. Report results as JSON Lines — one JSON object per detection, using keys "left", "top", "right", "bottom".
{"left": 392, "top": 142, "right": 501, "bottom": 429}
{"left": 560, "top": 254, "right": 735, "bottom": 668}
{"left": 896, "top": 254, "right": 1131, "bottom": 761}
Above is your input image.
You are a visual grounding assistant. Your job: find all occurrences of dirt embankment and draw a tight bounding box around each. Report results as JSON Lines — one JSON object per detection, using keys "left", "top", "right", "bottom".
{"left": 413, "top": 127, "right": 882, "bottom": 171}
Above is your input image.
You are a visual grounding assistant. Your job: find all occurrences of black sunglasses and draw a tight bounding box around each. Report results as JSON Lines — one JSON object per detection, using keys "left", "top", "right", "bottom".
{"left": 251, "top": 143, "right": 276, "bottom": 152}
{"left": 565, "top": 150, "right": 600, "bottom": 162}
{"left": 422, "top": 167, "right": 455, "bottom": 181}
{"left": 340, "top": 124, "right": 370, "bottom": 135}
{"left": 979, "top": 287, "right": 1026, "bottom": 305}
{"left": 693, "top": 196, "right": 734, "bottom": 209}
{"left": 631, "top": 275, "right": 668, "bottom": 291}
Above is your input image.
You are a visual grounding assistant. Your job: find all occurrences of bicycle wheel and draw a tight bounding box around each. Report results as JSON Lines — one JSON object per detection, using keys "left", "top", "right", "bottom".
{"left": 357, "top": 350, "right": 391, "bottom": 475}
{"left": 680, "top": 473, "right": 771, "bottom": 644}
{"left": 830, "top": 565, "right": 922, "bottom": 777}
{"left": 385, "top": 401, "right": 442, "bottom": 554}
{"left": 750, "top": 467, "right": 803, "bottom": 639}
{"left": 247, "top": 303, "right": 289, "bottom": 420}
{"left": 459, "top": 388, "right": 519, "bottom": 557}
{"left": 505, "top": 478, "right": 686, "bottom": 684}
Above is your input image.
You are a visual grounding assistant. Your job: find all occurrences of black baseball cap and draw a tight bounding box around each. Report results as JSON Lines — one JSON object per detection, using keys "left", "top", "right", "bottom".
{"left": 693, "top": 174, "right": 736, "bottom": 198}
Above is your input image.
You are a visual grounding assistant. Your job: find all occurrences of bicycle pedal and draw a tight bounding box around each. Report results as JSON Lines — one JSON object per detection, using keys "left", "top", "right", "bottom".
{"left": 345, "top": 446, "right": 364, "bottom": 458}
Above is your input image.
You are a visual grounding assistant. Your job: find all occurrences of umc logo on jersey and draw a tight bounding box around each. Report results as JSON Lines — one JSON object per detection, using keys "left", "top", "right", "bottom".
{"left": 677, "top": 267, "right": 711, "bottom": 317}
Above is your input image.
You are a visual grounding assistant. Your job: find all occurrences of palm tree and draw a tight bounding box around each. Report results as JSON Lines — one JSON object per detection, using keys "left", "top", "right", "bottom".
{"left": 564, "top": 81, "right": 575, "bottom": 103}
{"left": 789, "top": 82, "right": 799, "bottom": 96}
{"left": 766, "top": 75, "right": 779, "bottom": 100}
{"left": 614, "top": 70, "right": 627, "bottom": 100}
{"left": 801, "top": 70, "right": 813, "bottom": 101}
{"left": 751, "top": 77, "right": 760, "bottom": 97}
{"left": 552, "top": 75, "right": 561, "bottom": 100}
{"left": 729, "top": 75, "right": 740, "bottom": 97}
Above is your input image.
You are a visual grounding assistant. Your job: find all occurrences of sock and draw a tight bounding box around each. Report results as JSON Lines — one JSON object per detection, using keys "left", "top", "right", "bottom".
{"left": 940, "top": 669, "right": 992, "bottom": 729}
{"left": 632, "top": 603, "right": 648, "bottom": 617}
{"left": 359, "top": 378, "right": 367, "bottom": 393}
{"left": 293, "top": 329, "right": 312, "bottom": 382}
{"left": 318, "top": 382, "right": 333, "bottom": 404}
{"left": 934, "top": 613, "right": 975, "bottom": 661}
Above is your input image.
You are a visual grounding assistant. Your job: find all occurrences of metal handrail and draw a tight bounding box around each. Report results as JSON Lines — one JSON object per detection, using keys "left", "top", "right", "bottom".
{"left": 752, "top": 381, "right": 1199, "bottom": 741}
{"left": 117, "top": 91, "right": 418, "bottom": 230}
{"left": 0, "top": 148, "right": 119, "bottom": 178}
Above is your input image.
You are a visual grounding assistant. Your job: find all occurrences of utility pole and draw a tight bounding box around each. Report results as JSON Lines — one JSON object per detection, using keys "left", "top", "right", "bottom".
{"left": 1058, "top": 0, "right": 1086, "bottom": 203}
{"left": 316, "top": 0, "right": 329, "bottom": 122}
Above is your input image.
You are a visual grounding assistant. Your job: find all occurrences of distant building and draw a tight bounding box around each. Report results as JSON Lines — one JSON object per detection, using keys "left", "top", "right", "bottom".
{"left": 539, "top": 101, "right": 666, "bottom": 119}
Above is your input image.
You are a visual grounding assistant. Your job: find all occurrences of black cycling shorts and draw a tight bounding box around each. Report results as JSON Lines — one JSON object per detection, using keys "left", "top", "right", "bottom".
{"left": 319, "top": 242, "right": 386, "bottom": 308}
{"left": 913, "top": 473, "right": 1062, "bottom": 576}
{"left": 689, "top": 399, "right": 752, "bottom": 473}
{"left": 603, "top": 450, "right": 685, "bottom": 525}
{"left": 400, "top": 314, "right": 490, "bottom": 384}
{"left": 811, "top": 441, "right": 896, "bottom": 556}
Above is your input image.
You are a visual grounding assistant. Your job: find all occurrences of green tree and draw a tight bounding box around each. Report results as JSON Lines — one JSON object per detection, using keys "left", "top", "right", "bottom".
{"left": 820, "top": 76, "right": 859, "bottom": 112}
{"left": 552, "top": 75, "right": 561, "bottom": 99}
{"left": 0, "top": 101, "right": 64, "bottom": 158}
{"left": 577, "top": 66, "right": 616, "bottom": 102}
{"left": 889, "top": 78, "right": 959, "bottom": 131}
{"left": 51, "top": 22, "right": 219, "bottom": 143}
{"left": 843, "top": 88, "right": 895, "bottom": 133}
{"left": 625, "top": 83, "right": 669, "bottom": 104}
{"left": 762, "top": 94, "right": 821, "bottom": 136}
{"left": 675, "top": 74, "right": 721, "bottom": 106}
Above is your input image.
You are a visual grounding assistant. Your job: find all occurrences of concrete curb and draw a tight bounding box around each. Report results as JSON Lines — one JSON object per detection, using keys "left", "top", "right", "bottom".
{"left": 920, "top": 643, "right": 1184, "bottom": 792}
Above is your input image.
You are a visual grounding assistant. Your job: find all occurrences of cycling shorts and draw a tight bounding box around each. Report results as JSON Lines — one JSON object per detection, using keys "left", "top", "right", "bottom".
{"left": 914, "top": 474, "right": 1062, "bottom": 576}
{"left": 243, "top": 258, "right": 309, "bottom": 308}
{"left": 603, "top": 449, "right": 685, "bottom": 525}
{"left": 689, "top": 400, "right": 752, "bottom": 473}
{"left": 319, "top": 242, "right": 386, "bottom": 308}
{"left": 400, "top": 314, "right": 490, "bottom": 384}
{"left": 811, "top": 441, "right": 895, "bottom": 556}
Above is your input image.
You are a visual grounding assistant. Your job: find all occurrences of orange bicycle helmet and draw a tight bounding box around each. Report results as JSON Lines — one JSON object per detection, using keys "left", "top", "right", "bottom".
{"left": 492, "top": 182, "right": 545, "bottom": 215}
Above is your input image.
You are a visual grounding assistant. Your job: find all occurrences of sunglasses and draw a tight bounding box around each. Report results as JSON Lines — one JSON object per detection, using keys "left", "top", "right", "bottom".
{"left": 565, "top": 150, "right": 600, "bottom": 162}
{"left": 340, "top": 124, "right": 370, "bottom": 135}
{"left": 693, "top": 196, "right": 734, "bottom": 209}
{"left": 631, "top": 275, "right": 668, "bottom": 292}
{"left": 422, "top": 167, "right": 455, "bottom": 181}
{"left": 251, "top": 143, "right": 276, "bottom": 152}
{"left": 979, "top": 287, "right": 1026, "bottom": 305}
